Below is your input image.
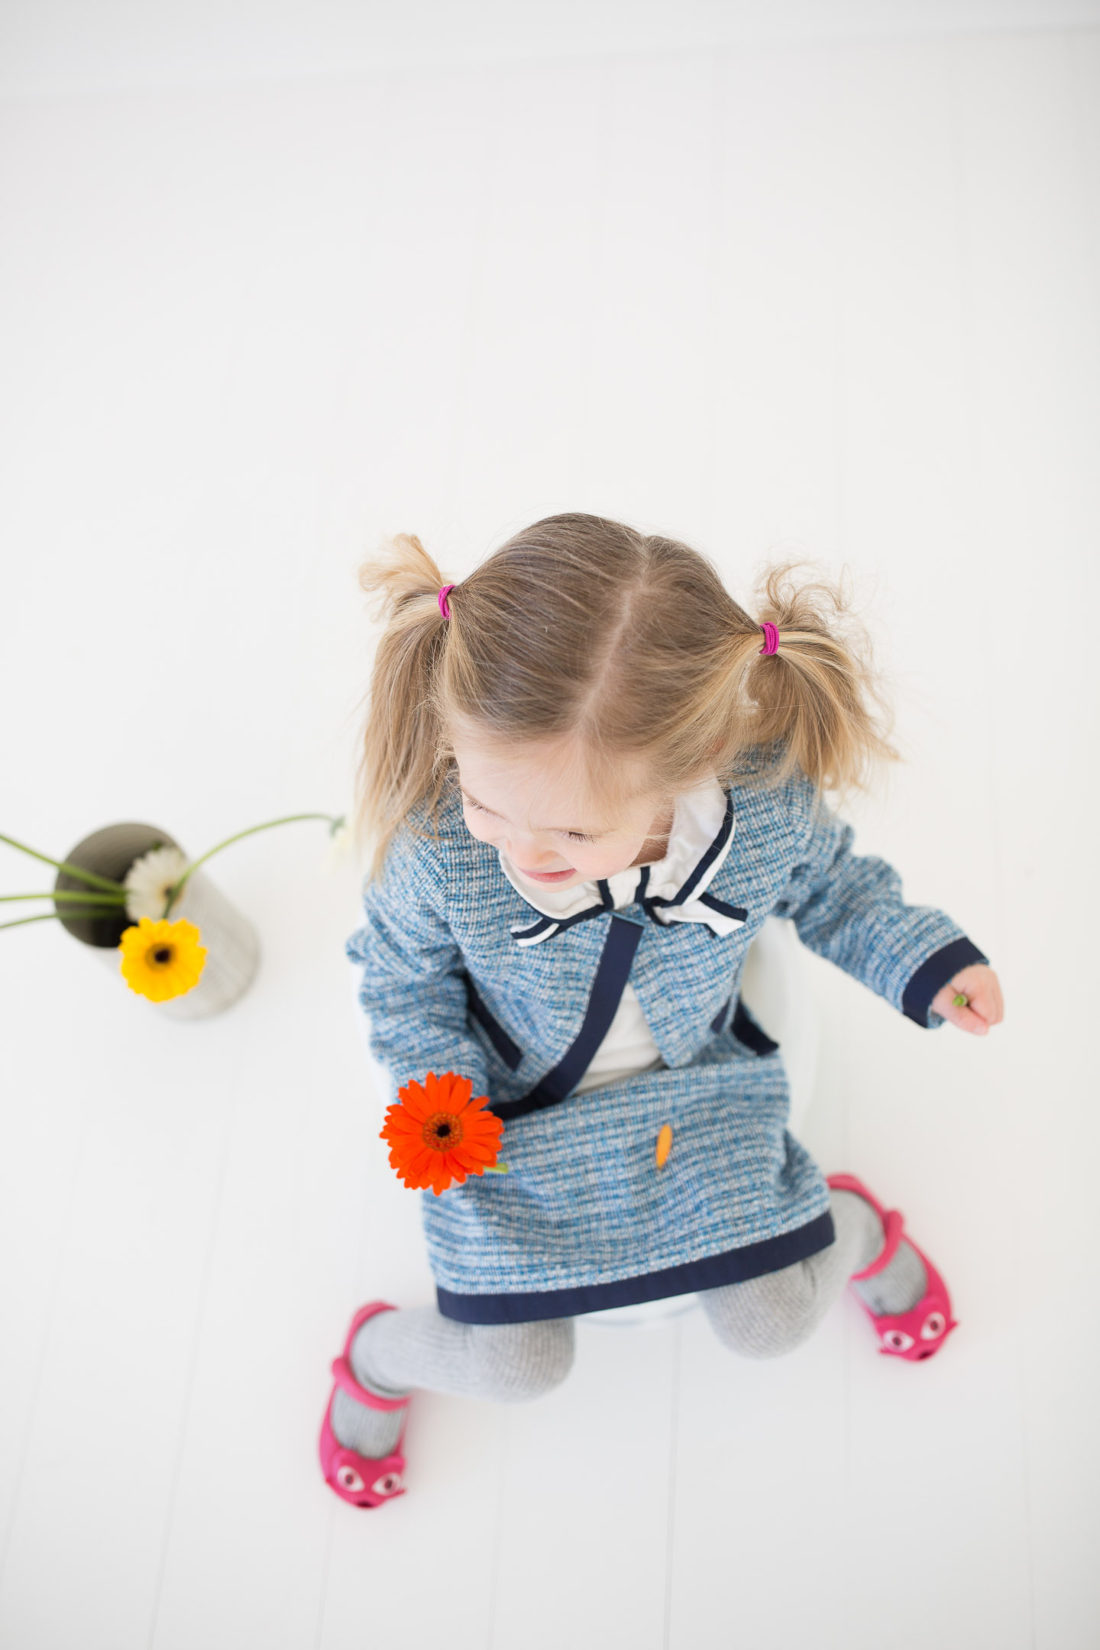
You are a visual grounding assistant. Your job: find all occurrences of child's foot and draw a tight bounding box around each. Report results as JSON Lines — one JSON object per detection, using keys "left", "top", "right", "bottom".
{"left": 831, "top": 1188, "right": 929, "bottom": 1314}
{"left": 330, "top": 1313, "right": 409, "bottom": 1458}
{"left": 827, "top": 1174, "right": 959, "bottom": 1360}
{"left": 319, "top": 1303, "right": 412, "bottom": 1507}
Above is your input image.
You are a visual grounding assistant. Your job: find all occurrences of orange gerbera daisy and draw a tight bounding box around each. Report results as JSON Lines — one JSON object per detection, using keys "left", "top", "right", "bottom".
{"left": 380, "top": 1070, "right": 507, "bottom": 1196}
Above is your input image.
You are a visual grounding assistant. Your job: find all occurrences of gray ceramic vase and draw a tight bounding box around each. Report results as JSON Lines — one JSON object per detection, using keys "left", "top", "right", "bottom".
{"left": 54, "top": 822, "right": 260, "bottom": 1019}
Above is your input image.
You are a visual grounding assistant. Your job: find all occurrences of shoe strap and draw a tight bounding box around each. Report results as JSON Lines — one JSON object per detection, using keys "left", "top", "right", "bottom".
{"left": 330, "top": 1355, "right": 409, "bottom": 1412}
{"left": 850, "top": 1208, "right": 903, "bottom": 1280}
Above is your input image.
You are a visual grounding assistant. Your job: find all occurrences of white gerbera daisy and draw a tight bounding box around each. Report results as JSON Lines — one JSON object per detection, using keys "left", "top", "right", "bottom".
{"left": 123, "top": 844, "right": 192, "bottom": 921}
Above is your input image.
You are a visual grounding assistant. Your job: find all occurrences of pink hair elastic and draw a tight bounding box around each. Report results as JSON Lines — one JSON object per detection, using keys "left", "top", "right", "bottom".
{"left": 438, "top": 584, "right": 455, "bottom": 619}
{"left": 759, "top": 622, "right": 779, "bottom": 655}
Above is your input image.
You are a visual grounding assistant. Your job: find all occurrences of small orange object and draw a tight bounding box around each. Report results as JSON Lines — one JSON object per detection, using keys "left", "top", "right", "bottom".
{"left": 380, "top": 1070, "right": 505, "bottom": 1196}
{"left": 655, "top": 1123, "right": 673, "bottom": 1169}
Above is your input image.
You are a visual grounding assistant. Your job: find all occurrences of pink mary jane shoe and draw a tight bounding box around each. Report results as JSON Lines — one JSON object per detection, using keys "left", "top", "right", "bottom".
{"left": 319, "top": 1301, "right": 410, "bottom": 1508}
{"left": 825, "top": 1173, "right": 960, "bottom": 1361}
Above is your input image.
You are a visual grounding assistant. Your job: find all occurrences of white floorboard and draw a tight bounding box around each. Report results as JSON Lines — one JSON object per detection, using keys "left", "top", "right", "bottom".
{"left": 1, "top": 11, "right": 1097, "bottom": 1648}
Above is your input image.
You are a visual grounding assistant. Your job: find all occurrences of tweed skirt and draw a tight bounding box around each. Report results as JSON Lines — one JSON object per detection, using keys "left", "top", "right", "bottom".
{"left": 420, "top": 1029, "right": 836, "bottom": 1324}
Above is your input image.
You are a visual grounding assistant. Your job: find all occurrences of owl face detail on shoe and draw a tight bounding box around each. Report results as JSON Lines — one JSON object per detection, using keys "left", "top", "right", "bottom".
{"left": 328, "top": 1451, "right": 407, "bottom": 1507}
{"left": 877, "top": 1307, "right": 959, "bottom": 1360}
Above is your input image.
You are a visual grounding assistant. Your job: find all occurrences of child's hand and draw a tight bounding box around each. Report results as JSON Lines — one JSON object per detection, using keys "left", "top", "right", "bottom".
{"left": 930, "top": 963, "right": 1004, "bottom": 1035}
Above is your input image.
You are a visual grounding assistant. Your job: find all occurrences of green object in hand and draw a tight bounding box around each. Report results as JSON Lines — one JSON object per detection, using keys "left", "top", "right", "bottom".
{"left": 953, "top": 993, "right": 969, "bottom": 1007}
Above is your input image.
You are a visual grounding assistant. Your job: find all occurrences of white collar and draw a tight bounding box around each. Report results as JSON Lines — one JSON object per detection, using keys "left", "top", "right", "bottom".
{"left": 498, "top": 774, "right": 746, "bottom": 945}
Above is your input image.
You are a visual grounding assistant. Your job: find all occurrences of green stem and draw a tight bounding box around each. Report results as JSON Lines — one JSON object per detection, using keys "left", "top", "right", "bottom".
{"left": 0, "top": 911, "right": 85, "bottom": 931}
{"left": 0, "top": 832, "right": 129, "bottom": 894}
{"left": 1, "top": 891, "right": 128, "bottom": 904}
{"left": 162, "top": 812, "right": 345, "bottom": 918}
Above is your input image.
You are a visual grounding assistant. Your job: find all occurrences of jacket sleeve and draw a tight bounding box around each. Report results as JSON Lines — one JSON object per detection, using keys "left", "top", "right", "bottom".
{"left": 770, "top": 780, "right": 990, "bottom": 1029}
{"left": 345, "top": 825, "right": 492, "bottom": 1109}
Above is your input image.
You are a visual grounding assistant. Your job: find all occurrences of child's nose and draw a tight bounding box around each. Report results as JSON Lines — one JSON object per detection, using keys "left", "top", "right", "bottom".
{"left": 509, "top": 835, "right": 562, "bottom": 869}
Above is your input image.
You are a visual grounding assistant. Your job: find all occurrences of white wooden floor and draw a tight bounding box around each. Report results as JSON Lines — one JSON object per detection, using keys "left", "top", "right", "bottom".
{"left": 1, "top": 5, "right": 1098, "bottom": 1646}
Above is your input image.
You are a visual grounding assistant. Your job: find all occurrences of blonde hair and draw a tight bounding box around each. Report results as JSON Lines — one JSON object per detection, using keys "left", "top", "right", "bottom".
{"left": 348, "top": 512, "right": 902, "bottom": 885}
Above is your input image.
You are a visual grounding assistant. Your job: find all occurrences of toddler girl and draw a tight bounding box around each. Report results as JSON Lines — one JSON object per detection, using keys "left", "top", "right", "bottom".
{"left": 320, "top": 512, "right": 1004, "bottom": 1510}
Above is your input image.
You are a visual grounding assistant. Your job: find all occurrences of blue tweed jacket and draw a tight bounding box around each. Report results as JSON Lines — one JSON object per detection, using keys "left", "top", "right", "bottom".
{"left": 346, "top": 749, "right": 988, "bottom": 1324}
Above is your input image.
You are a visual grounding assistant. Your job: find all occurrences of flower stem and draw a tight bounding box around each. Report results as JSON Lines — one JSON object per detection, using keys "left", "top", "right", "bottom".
{"left": 0, "top": 891, "right": 128, "bottom": 904}
{"left": 162, "top": 813, "right": 345, "bottom": 917}
{"left": 0, "top": 911, "right": 82, "bottom": 931}
{"left": 0, "top": 832, "right": 128, "bottom": 894}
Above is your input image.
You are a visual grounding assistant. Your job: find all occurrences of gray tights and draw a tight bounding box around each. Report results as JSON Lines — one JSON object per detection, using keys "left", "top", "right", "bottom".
{"left": 354, "top": 1188, "right": 884, "bottom": 1403}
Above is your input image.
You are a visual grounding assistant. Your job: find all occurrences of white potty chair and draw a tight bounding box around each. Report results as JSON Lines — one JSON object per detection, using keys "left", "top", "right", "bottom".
{"left": 586, "top": 915, "right": 820, "bottom": 1330}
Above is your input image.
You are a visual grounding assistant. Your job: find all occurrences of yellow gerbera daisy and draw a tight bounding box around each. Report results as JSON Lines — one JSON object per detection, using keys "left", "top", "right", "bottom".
{"left": 118, "top": 916, "right": 207, "bottom": 1002}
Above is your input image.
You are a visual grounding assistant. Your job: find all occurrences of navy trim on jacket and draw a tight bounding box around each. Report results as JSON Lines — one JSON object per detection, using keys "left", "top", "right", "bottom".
{"left": 475, "top": 916, "right": 780, "bottom": 1125}
{"left": 486, "top": 914, "right": 646, "bottom": 1120}
{"left": 464, "top": 972, "right": 524, "bottom": 1070}
{"left": 902, "top": 937, "right": 989, "bottom": 1028}
{"left": 729, "top": 997, "right": 780, "bottom": 1055}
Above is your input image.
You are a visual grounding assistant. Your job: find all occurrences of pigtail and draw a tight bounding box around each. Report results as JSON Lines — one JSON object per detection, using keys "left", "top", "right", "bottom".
{"left": 349, "top": 533, "right": 456, "bottom": 885}
{"left": 735, "top": 558, "right": 902, "bottom": 811}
